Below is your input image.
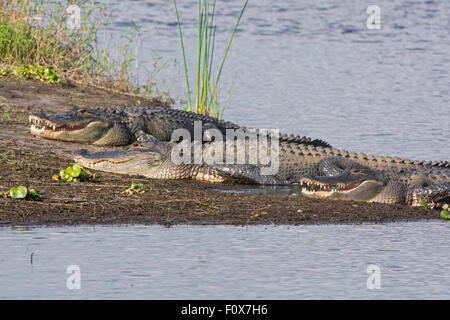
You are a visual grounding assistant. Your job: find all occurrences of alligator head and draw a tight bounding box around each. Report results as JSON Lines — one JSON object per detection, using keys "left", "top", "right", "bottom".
{"left": 72, "top": 133, "right": 171, "bottom": 178}
{"left": 300, "top": 167, "right": 450, "bottom": 206}
{"left": 300, "top": 168, "right": 385, "bottom": 202}
{"left": 29, "top": 107, "right": 132, "bottom": 146}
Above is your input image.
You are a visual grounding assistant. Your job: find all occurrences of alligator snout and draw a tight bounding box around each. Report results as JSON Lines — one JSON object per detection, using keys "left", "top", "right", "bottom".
{"left": 73, "top": 149, "right": 88, "bottom": 157}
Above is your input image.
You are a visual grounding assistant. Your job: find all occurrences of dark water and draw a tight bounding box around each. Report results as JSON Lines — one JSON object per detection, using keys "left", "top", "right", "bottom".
{"left": 1, "top": 0, "right": 449, "bottom": 299}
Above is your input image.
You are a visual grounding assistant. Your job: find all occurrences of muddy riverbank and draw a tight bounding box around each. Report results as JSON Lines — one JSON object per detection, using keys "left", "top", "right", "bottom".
{"left": 0, "top": 77, "right": 441, "bottom": 226}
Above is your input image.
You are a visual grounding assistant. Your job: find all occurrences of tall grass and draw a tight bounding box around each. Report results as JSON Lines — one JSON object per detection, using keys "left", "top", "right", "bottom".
{"left": 174, "top": 0, "right": 248, "bottom": 118}
{"left": 0, "top": 0, "right": 168, "bottom": 100}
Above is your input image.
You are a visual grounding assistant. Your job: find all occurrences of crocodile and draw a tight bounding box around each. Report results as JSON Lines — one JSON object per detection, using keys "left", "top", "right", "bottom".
{"left": 72, "top": 132, "right": 450, "bottom": 206}
{"left": 29, "top": 106, "right": 330, "bottom": 147}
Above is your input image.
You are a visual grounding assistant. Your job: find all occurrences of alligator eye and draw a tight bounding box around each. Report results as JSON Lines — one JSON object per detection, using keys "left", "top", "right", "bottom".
{"left": 148, "top": 159, "right": 162, "bottom": 166}
{"left": 76, "top": 109, "right": 87, "bottom": 114}
{"left": 349, "top": 168, "right": 374, "bottom": 176}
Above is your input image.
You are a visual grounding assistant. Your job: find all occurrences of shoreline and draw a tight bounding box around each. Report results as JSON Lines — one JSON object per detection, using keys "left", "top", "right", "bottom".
{"left": 0, "top": 77, "right": 442, "bottom": 226}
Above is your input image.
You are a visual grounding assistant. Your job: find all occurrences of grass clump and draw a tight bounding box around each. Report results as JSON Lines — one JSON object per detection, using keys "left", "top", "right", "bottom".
{"left": 173, "top": 0, "right": 248, "bottom": 118}
{"left": 0, "top": 0, "right": 167, "bottom": 100}
{"left": 0, "top": 107, "right": 13, "bottom": 121}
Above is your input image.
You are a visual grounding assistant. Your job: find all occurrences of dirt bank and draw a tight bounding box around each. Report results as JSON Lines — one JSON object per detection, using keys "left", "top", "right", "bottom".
{"left": 0, "top": 77, "right": 441, "bottom": 226}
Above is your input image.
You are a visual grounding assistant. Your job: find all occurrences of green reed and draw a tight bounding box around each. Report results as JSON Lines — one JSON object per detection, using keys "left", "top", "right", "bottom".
{"left": 174, "top": 0, "right": 248, "bottom": 118}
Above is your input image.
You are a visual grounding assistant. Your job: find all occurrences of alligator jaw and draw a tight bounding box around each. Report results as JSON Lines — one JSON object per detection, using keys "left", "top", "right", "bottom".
{"left": 300, "top": 170, "right": 384, "bottom": 202}
{"left": 29, "top": 115, "right": 89, "bottom": 136}
{"left": 301, "top": 179, "right": 383, "bottom": 199}
{"left": 72, "top": 147, "right": 164, "bottom": 177}
{"left": 301, "top": 179, "right": 365, "bottom": 195}
{"left": 29, "top": 112, "right": 111, "bottom": 143}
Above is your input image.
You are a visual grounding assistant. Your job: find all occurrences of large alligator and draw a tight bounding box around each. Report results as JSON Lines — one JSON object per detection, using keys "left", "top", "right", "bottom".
{"left": 72, "top": 132, "right": 450, "bottom": 206}
{"left": 28, "top": 106, "right": 450, "bottom": 206}
{"left": 29, "top": 106, "right": 330, "bottom": 147}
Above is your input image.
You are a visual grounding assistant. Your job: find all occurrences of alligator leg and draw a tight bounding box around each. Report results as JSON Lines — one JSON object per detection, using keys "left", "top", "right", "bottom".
{"left": 408, "top": 182, "right": 450, "bottom": 206}
{"left": 316, "top": 156, "right": 375, "bottom": 176}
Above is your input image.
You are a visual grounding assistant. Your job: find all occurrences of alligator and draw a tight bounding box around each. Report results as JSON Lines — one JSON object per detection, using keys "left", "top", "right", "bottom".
{"left": 72, "top": 132, "right": 450, "bottom": 206}
{"left": 29, "top": 106, "right": 330, "bottom": 147}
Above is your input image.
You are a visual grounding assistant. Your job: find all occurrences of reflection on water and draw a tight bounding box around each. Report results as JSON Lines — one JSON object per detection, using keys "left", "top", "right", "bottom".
{"left": 0, "top": 222, "right": 449, "bottom": 299}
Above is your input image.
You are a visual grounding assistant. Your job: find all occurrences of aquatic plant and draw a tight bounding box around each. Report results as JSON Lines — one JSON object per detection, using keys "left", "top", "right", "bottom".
{"left": 8, "top": 186, "right": 27, "bottom": 199}
{"left": 421, "top": 200, "right": 449, "bottom": 220}
{"left": 4, "top": 186, "right": 41, "bottom": 200}
{"left": 53, "top": 163, "right": 95, "bottom": 182}
{"left": 420, "top": 200, "right": 433, "bottom": 209}
{"left": 122, "top": 182, "right": 146, "bottom": 195}
{"left": 173, "top": 0, "right": 248, "bottom": 118}
{"left": 441, "top": 204, "right": 449, "bottom": 220}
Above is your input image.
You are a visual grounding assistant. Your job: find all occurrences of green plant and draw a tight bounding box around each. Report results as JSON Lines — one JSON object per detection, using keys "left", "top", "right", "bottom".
{"left": 173, "top": 0, "right": 248, "bottom": 118}
{"left": 12, "top": 64, "right": 60, "bottom": 83}
{"left": 0, "top": 107, "right": 12, "bottom": 121}
{"left": 122, "top": 182, "right": 146, "bottom": 195}
{"left": 441, "top": 204, "right": 449, "bottom": 220}
{"left": 6, "top": 186, "right": 41, "bottom": 200}
{"left": 29, "top": 188, "right": 41, "bottom": 198}
{"left": 0, "top": 0, "right": 167, "bottom": 100}
{"left": 249, "top": 212, "right": 259, "bottom": 219}
{"left": 420, "top": 200, "right": 434, "bottom": 209}
{"left": 9, "top": 186, "right": 27, "bottom": 199}
{"left": 54, "top": 163, "right": 95, "bottom": 182}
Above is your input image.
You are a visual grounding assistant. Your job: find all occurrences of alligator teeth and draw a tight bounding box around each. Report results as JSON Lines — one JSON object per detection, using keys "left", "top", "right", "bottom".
{"left": 30, "top": 124, "right": 45, "bottom": 134}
